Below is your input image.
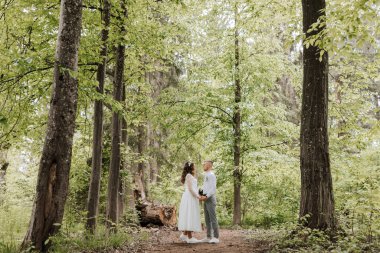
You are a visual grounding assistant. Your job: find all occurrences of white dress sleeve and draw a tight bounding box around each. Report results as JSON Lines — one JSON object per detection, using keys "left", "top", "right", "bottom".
{"left": 186, "top": 174, "right": 199, "bottom": 198}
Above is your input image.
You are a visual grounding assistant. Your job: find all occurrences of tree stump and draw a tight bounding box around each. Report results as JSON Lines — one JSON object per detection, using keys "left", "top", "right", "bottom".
{"left": 136, "top": 201, "right": 177, "bottom": 227}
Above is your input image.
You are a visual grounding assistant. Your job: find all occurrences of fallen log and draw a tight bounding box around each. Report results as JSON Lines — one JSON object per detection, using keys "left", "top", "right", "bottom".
{"left": 136, "top": 201, "right": 177, "bottom": 227}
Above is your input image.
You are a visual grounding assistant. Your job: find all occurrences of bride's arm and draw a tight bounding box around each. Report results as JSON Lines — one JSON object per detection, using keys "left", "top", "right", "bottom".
{"left": 186, "top": 174, "right": 200, "bottom": 199}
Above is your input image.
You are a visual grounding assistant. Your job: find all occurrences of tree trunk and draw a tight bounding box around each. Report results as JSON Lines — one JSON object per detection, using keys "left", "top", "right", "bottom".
{"left": 106, "top": 0, "right": 127, "bottom": 229}
{"left": 137, "top": 124, "right": 149, "bottom": 199}
{"left": 149, "top": 133, "right": 159, "bottom": 184}
{"left": 375, "top": 93, "right": 380, "bottom": 121}
{"left": 118, "top": 172, "right": 125, "bottom": 218}
{"left": 122, "top": 117, "right": 135, "bottom": 213}
{"left": 21, "top": 0, "right": 83, "bottom": 250}
{"left": 0, "top": 150, "right": 8, "bottom": 190}
{"left": 300, "top": 0, "right": 336, "bottom": 231}
{"left": 118, "top": 85, "right": 128, "bottom": 219}
{"left": 232, "top": 6, "right": 242, "bottom": 226}
{"left": 120, "top": 82, "right": 135, "bottom": 212}
{"left": 86, "top": 0, "right": 110, "bottom": 233}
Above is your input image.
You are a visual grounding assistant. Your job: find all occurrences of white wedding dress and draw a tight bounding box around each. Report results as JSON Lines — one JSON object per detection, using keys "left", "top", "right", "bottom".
{"left": 178, "top": 173, "right": 201, "bottom": 232}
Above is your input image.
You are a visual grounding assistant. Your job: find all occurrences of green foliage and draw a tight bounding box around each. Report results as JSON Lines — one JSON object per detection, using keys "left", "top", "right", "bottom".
{"left": 48, "top": 225, "right": 148, "bottom": 253}
{"left": 0, "top": 241, "right": 19, "bottom": 253}
{"left": 0, "top": 0, "right": 379, "bottom": 251}
{"left": 275, "top": 222, "right": 380, "bottom": 252}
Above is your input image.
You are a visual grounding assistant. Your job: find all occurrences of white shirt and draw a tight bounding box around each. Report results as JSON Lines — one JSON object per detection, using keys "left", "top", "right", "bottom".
{"left": 202, "top": 171, "right": 216, "bottom": 198}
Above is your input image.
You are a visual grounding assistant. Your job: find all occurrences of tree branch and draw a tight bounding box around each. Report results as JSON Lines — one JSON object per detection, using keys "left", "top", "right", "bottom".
{"left": 158, "top": 100, "right": 233, "bottom": 121}
{"left": 0, "top": 62, "right": 99, "bottom": 87}
{"left": 174, "top": 120, "right": 213, "bottom": 157}
{"left": 241, "top": 140, "right": 289, "bottom": 154}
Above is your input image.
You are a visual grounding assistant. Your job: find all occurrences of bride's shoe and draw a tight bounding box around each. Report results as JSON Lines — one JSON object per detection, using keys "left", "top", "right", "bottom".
{"left": 179, "top": 233, "right": 188, "bottom": 242}
{"left": 186, "top": 237, "right": 200, "bottom": 243}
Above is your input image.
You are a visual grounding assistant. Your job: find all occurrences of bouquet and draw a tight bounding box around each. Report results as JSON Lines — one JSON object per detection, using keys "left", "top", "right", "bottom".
{"left": 198, "top": 188, "right": 207, "bottom": 196}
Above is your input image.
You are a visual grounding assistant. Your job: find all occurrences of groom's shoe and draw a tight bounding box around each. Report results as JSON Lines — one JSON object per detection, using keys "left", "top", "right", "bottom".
{"left": 209, "top": 238, "right": 220, "bottom": 244}
{"left": 179, "top": 233, "right": 188, "bottom": 242}
{"left": 200, "top": 237, "right": 211, "bottom": 243}
{"left": 186, "top": 237, "right": 200, "bottom": 243}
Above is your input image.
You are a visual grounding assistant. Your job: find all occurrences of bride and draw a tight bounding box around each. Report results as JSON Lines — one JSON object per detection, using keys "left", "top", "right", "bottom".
{"left": 178, "top": 162, "right": 202, "bottom": 243}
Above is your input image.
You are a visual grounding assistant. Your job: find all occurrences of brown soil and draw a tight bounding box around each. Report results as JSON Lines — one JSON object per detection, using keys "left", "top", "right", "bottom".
{"left": 137, "top": 228, "right": 275, "bottom": 253}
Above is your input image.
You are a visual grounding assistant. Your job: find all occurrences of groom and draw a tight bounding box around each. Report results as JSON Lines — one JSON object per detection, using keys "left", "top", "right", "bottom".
{"left": 200, "top": 160, "right": 220, "bottom": 244}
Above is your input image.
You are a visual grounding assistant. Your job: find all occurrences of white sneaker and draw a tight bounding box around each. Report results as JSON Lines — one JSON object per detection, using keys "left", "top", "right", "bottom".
{"left": 179, "top": 233, "right": 188, "bottom": 242}
{"left": 186, "top": 237, "right": 200, "bottom": 243}
{"left": 200, "top": 237, "right": 211, "bottom": 243}
{"left": 209, "top": 238, "right": 220, "bottom": 244}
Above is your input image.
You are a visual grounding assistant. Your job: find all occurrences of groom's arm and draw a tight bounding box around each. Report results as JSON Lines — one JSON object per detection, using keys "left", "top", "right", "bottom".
{"left": 206, "top": 174, "right": 216, "bottom": 198}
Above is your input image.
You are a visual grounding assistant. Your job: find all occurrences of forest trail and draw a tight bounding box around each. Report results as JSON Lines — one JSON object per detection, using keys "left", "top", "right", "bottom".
{"left": 138, "top": 228, "right": 273, "bottom": 253}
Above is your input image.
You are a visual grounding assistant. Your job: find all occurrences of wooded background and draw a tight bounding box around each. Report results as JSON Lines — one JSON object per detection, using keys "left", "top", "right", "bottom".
{"left": 0, "top": 0, "right": 379, "bottom": 252}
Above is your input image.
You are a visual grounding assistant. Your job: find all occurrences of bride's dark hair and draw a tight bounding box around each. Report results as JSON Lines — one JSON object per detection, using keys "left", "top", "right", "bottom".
{"left": 181, "top": 162, "right": 195, "bottom": 184}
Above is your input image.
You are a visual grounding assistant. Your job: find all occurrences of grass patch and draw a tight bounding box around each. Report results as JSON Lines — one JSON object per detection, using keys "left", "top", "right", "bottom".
{"left": 0, "top": 241, "right": 19, "bottom": 253}
{"left": 48, "top": 225, "right": 149, "bottom": 253}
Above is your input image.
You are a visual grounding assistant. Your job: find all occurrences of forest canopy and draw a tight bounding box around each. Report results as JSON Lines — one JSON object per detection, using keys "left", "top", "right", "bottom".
{"left": 0, "top": 0, "right": 379, "bottom": 252}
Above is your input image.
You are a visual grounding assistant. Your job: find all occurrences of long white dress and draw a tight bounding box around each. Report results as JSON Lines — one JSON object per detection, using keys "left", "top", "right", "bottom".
{"left": 178, "top": 173, "right": 202, "bottom": 232}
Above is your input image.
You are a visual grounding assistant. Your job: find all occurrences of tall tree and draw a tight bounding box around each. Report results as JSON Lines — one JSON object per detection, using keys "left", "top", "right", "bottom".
{"left": 0, "top": 150, "right": 8, "bottom": 190}
{"left": 121, "top": 79, "right": 135, "bottom": 214}
{"left": 119, "top": 112, "right": 129, "bottom": 216}
{"left": 137, "top": 123, "right": 149, "bottom": 198}
{"left": 232, "top": 4, "right": 242, "bottom": 225}
{"left": 86, "top": 0, "right": 111, "bottom": 233}
{"left": 106, "top": 0, "right": 127, "bottom": 229}
{"left": 299, "top": 0, "right": 336, "bottom": 230}
{"left": 21, "top": 0, "right": 83, "bottom": 250}
{"left": 0, "top": 162, "right": 8, "bottom": 191}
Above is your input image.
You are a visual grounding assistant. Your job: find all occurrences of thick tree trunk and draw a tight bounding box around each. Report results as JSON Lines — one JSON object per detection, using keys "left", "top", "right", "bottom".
{"left": 144, "top": 63, "right": 180, "bottom": 186}
{"left": 86, "top": 0, "right": 110, "bottom": 233}
{"left": 106, "top": 47, "right": 125, "bottom": 227}
{"left": 277, "top": 75, "right": 300, "bottom": 124}
{"left": 118, "top": 85, "right": 128, "bottom": 219}
{"left": 22, "top": 0, "right": 83, "bottom": 250}
{"left": 232, "top": 7, "right": 242, "bottom": 226}
{"left": 106, "top": 1, "right": 127, "bottom": 228}
{"left": 149, "top": 134, "right": 159, "bottom": 184}
{"left": 300, "top": 0, "right": 336, "bottom": 231}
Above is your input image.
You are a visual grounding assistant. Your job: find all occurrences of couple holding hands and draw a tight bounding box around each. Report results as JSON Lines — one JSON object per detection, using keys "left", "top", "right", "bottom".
{"left": 178, "top": 160, "right": 220, "bottom": 244}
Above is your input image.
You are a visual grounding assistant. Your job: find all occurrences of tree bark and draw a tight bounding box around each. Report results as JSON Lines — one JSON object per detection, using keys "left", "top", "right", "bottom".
{"left": 300, "top": 0, "right": 336, "bottom": 231}
{"left": 121, "top": 116, "right": 136, "bottom": 212}
{"left": 120, "top": 81, "right": 135, "bottom": 213}
{"left": 0, "top": 150, "right": 8, "bottom": 190}
{"left": 0, "top": 163, "right": 8, "bottom": 190}
{"left": 86, "top": 0, "right": 110, "bottom": 233}
{"left": 22, "top": 0, "right": 83, "bottom": 250}
{"left": 232, "top": 5, "right": 242, "bottom": 226}
{"left": 118, "top": 85, "right": 128, "bottom": 219}
{"left": 375, "top": 93, "right": 380, "bottom": 121}
{"left": 106, "top": 0, "right": 127, "bottom": 229}
{"left": 149, "top": 133, "right": 159, "bottom": 184}
{"left": 137, "top": 124, "right": 149, "bottom": 199}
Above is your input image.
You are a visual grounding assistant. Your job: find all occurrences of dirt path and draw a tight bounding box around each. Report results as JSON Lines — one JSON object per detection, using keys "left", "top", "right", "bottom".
{"left": 138, "top": 228, "right": 274, "bottom": 253}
